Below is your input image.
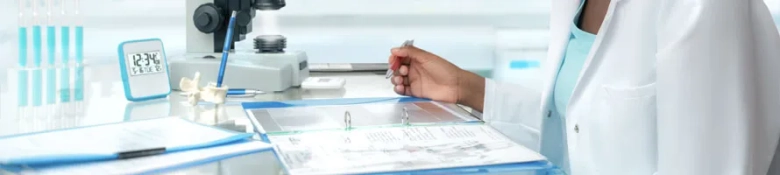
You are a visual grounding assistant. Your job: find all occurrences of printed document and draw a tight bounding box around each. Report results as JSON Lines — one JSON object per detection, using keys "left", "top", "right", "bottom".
{"left": 21, "top": 141, "right": 274, "bottom": 175}
{"left": 269, "top": 124, "right": 546, "bottom": 175}
{"left": 0, "top": 117, "right": 245, "bottom": 164}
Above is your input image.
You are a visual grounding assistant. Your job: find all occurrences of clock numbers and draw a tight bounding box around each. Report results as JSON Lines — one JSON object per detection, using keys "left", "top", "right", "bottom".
{"left": 127, "top": 51, "right": 164, "bottom": 76}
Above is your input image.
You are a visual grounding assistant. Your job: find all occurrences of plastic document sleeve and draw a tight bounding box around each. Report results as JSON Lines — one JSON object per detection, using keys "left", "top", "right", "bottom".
{"left": 269, "top": 124, "right": 557, "bottom": 175}
{"left": 6, "top": 141, "right": 276, "bottom": 175}
{"left": 241, "top": 97, "right": 481, "bottom": 141}
{"left": 0, "top": 117, "right": 254, "bottom": 168}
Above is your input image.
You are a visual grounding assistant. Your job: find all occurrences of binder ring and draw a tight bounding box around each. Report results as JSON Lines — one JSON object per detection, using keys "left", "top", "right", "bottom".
{"left": 344, "top": 111, "right": 352, "bottom": 129}
{"left": 402, "top": 107, "right": 410, "bottom": 125}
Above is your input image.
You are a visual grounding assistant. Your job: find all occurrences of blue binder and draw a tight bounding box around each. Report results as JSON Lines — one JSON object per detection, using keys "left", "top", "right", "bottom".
{"left": 242, "top": 97, "right": 565, "bottom": 175}
{"left": 0, "top": 117, "right": 254, "bottom": 169}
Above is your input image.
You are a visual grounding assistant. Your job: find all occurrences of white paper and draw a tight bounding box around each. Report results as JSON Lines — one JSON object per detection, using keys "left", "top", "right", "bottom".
{"left": 0, "top": 117, "right": 242, "bottom": 163}
{"left": 269, "top": 125, "right": 546, "bottom": 175}
{"left": 22, "top": 141, "right": 274, "bottom": 175}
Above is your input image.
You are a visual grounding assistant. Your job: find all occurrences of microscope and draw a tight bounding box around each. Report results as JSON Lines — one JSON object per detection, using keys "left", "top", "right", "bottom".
{"left": 169, "top": 0, "right": 309, "bottom": 92}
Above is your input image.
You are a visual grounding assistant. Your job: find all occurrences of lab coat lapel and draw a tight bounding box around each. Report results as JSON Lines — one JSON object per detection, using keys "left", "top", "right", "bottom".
{"left": 540, "top": 0, "right": 580, "bottom": 112}
{"left": 567, "top": 0, "right": 624, "bottom": 109}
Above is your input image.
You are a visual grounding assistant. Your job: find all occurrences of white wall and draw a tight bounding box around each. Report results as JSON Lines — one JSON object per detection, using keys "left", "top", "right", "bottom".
{"left": 3, "top": 0, "right": 778, "bottom": 80}
{"left": 0, "top": 0, "right": 551, "bottom": 74}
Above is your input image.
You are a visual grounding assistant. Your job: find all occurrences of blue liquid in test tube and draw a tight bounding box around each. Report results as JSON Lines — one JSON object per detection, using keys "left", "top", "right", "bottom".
{"left": 60, "top": 67, "right": 70, "bottom": 103}
{"left": 18, "top": 70, "right": 29, "bottom": 107}
{"left": 75, "top": 66, "right": 84, "bottom": 101}
{"left": 19, "top": 27, "right": 28, "bottom": 67}
{"left": 61, "top": 26, "right": 69, "bottom": 64}
{"left": 75, "top": 26, "right": 83, "bottom": 64}
{"left": 32, "top": 69, "right": 42, "bottom": 106}
{"left": 47, "top": 68, "right": 56, "bottom": 104}
{"left": 47, "top": 25, "right": 56, "bottom": 104}
{"left": 33, "top": 26, "right": 42, "bottom": 67}
{"left": 47, "top": 26, "right": 55, "bottom": 65}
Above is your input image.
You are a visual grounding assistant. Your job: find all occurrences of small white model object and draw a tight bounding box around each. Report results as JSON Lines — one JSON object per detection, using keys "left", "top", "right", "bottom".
{"left": 180, "top": 72, "right": 228, "bottom": 106}
{"left": 117, "top": 38, "right": 171, "bottom": 102}
{"left": 301, "top": 77, "right": 346, "bottom": 90}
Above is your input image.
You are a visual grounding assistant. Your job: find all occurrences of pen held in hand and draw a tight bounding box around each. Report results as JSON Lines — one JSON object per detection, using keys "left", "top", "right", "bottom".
{"left": 385, "top": 40, "right": 415, "bottom": 79}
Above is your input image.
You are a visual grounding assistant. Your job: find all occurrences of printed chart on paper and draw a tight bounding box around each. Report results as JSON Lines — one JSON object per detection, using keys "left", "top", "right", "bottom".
{"left": 268, "top": 124, "right": 546, "bottom": 175}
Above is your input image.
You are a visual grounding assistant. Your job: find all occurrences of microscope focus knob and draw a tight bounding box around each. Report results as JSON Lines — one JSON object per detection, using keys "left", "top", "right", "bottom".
{"left": 193, "top": 3, "right": 223, "bottom": 33}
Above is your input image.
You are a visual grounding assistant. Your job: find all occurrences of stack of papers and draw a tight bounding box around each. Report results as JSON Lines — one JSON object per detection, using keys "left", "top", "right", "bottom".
{"left": 269, "top": 124, "right": 548, "bottom": 175}
{"left": 0, "top": 117, "right": 267, "bottom": 174}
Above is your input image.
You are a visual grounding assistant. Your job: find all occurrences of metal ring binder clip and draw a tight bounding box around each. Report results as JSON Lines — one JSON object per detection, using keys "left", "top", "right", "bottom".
{"left": 344, "top": 111, "right": 352, "bottom": 130}
{"left": 402, "top": 107, "right": 410, "bottom": 126}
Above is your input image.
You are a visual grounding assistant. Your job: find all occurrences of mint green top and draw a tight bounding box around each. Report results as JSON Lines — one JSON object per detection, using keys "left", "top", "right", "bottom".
{"left": 553, "top": 0, "right": 596, "bottom": 117}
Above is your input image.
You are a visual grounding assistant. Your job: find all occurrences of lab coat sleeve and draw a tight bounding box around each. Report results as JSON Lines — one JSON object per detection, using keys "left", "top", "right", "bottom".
{"left": 482, "top": 78, "right": 544, "bottom": 151}
{"left": 655, "top": 0, "right": 780, "bottom": 174}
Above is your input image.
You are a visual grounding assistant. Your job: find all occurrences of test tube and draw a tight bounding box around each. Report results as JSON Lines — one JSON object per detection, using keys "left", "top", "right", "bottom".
{"left": 46, "top": 0, "right": 55, "bottom": 66}
{"left": 31, "top": 0, "right": 43, "bottom": 107}
{"left": 60, "top": 67, "right": 70, "bottom": 103}
{"left": 46, "top": 0, "right": 56, "bottom": 104}
{"left": 60, "top": 0, "right": 71, "bottom": 103}
{"left": 19, "top": 0, "right": 28, "bottom": 67}
{"left": 18, "top": 70, "right": 29, "bottom": 107}
{"left": 74, "top": 0, "right": 83, "bottom": 64}
{"left": 75, "top": 65, "right": 84, "bottom": 101}
{"left": 60, "top": 0, "right": 69, "bottom": 65}
{"left": 32, "top": 0, "right": 42, "bottom": 68}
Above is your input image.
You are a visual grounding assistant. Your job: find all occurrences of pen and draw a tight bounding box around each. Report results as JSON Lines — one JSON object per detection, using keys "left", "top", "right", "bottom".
{"left": 117, "top": 147, "right": 166, "bottom": 159}
{"left": 177, "top": 89, "right": 263, "bottom": 97}
{"left": 216, "top": 11, "right": 238, "bottom": 87}
{"left": 385, "top": 40, "right": 414, "bottom": 79}
{"left": 228, "top": 89, "right": 265, "bottom": 96}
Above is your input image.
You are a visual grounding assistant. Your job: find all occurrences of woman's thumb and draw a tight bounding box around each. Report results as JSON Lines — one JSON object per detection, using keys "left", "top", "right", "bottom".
{"left": 391, "top": 46, "right": 427, "bottom": 61}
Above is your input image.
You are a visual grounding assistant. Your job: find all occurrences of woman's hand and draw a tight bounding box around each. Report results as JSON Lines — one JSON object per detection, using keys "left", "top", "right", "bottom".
{"left": 388, "top": 46, "right": 485, "bottom": 111}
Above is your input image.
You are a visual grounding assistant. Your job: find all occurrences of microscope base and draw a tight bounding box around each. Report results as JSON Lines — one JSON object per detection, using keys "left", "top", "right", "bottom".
{"left": 169, "top": 51, "right": 310, "bottom": 92}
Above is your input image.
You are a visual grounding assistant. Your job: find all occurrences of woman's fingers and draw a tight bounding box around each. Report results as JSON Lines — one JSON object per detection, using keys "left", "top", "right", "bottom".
{"left": 392, "top": 74, "right": 411, "bottom": 86}
{"left": 394, "top": 85, "right": 405, "bottom": 95}
{"left": 394, "top": 85, "right": 413, "bottom": 96}
{"left": 392, "top": 76, "right": 404, "bottom": 85}
{"left": 399, "top": 65, "right": 409, "bottom": 76}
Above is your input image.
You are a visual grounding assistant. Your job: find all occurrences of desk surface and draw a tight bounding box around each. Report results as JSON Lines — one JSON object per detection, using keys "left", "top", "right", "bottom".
{"left": 0, "top": 63, "right": 558, "bottom": 175}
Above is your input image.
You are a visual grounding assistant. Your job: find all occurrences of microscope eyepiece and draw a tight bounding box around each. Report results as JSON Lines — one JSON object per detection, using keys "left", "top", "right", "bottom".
{"left": 253, "top": 0, "right": 286, "bottom": 10}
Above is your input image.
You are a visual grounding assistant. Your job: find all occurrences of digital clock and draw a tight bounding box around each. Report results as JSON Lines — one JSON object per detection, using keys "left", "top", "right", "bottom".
{"left": 126, "top": 51, "right": 164, "bottom": 76}
{"left": 117, "top": 39, "right": 171, "bottom": 102}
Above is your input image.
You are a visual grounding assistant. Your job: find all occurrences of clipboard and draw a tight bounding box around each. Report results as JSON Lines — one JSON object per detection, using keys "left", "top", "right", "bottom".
{"left": 0, "top": 117, "right": 254, "bottom": 168}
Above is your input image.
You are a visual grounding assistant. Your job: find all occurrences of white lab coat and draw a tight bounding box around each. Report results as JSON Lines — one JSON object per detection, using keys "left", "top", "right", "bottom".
{"left": 482, "top": 0, "right": 780, "bottom": 174}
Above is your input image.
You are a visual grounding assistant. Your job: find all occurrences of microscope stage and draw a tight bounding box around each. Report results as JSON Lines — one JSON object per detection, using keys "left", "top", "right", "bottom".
{"left": 169, "top": 51, "right": 310, "bottom": 92}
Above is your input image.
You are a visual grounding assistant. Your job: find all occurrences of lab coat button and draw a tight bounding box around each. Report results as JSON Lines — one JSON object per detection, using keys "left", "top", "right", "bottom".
{"left": 574, "top": 124, "right": 579, "bottom": 133}
{"left": 546, "top": 110, "right": 552, "bottom": 118}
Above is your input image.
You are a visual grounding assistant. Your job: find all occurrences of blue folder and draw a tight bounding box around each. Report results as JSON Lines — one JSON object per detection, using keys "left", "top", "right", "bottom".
{"left": 0, "top": 117, "right": 254, "bottom": 168}
{"left": 243, "top": 97, "right": 565, "bottom": 175}
{"left": 2, "top": 140, "right": 278, "bottom": 175}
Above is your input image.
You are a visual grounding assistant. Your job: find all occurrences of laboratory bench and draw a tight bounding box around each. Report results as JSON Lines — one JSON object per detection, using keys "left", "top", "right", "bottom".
{"left": 0, "top": 63, "right": 560, "bottom": 175}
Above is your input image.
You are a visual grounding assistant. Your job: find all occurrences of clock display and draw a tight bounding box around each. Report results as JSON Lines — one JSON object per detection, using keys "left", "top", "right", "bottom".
{"left": 126, "top": 51, "right": 164, "bottom": 76}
